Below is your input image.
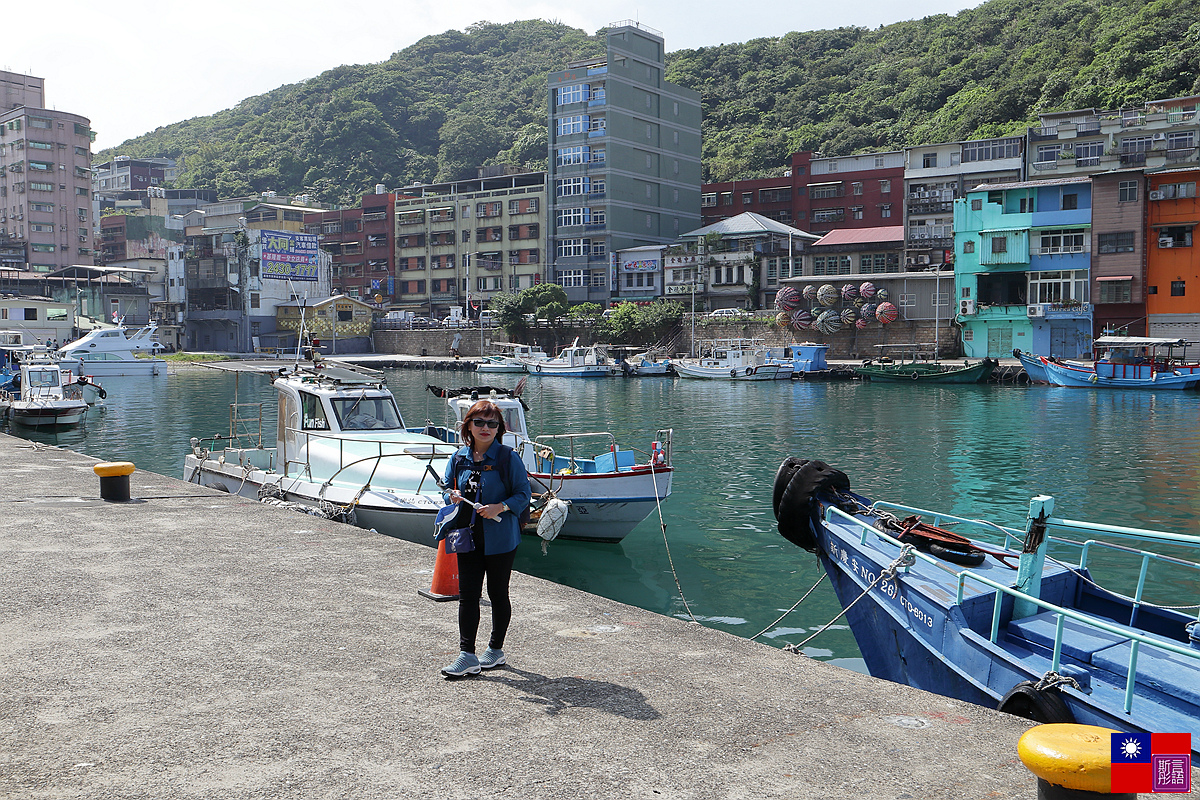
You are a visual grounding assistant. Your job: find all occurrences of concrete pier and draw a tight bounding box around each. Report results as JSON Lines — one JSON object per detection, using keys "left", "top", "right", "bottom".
{"left": 1, "top": 433, "right": 1041, "bottom": 799}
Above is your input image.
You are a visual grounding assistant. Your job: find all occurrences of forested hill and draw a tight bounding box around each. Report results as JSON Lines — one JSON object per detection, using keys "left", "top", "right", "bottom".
{"left": 100, "top": 0, "right": 1200, "bottom": 204}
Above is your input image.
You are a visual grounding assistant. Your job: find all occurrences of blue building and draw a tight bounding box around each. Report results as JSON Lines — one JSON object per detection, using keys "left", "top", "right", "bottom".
{"left": 953, "top": 178, "right": 1093, "bottom": 358}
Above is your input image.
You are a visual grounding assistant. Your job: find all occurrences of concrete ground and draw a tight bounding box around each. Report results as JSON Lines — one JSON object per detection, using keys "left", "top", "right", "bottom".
{"left": 1, "top": 433, "right": 1050, "bottom": 799}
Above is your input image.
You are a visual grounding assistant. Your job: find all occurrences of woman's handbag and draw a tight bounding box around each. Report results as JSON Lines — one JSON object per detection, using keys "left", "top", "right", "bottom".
{"left": 434, "top": 502, "right": 477, "bottom": 554}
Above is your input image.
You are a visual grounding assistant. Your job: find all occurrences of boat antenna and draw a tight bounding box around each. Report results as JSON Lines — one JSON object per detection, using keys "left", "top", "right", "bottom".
{"left": 287, "top": 275, "right": 308, "bottom": 372}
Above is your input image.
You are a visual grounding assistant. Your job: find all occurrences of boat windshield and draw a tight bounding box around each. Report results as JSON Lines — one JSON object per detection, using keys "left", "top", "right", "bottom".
{"left": 330, "top": 395, "right": 405, "bottom": 430}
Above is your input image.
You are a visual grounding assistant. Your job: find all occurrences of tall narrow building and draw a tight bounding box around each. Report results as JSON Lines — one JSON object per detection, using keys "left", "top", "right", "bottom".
{"left": 547, "top": 21, "right": 701, "bottom": 303}
{"left": 0, "top": 70, "right": 95, "bottom": 273}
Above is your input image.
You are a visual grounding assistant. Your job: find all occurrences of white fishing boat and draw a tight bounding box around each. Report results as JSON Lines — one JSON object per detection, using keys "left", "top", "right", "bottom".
{"left": 56, "top": 321, "right": 167, "bottom": 377}
{"left": 184, "top": 365, "right": 672, "bottom": 545}
{"left": 7, "top": 361, "right": 88, "bottom": 429}
{"left": 476, "top": 342, "right": 550, "bottom": 374}
{"left": 424, "top": 381, "right": 673, "bottom": 542}
{"left": 672, "top": 339, "right": 779, "bottom": 381}
{"left": 523, "top": 338, "right": 619, "bottom": 377}
{"left": 620, "top": 349, "right": 673, "bottom": 376}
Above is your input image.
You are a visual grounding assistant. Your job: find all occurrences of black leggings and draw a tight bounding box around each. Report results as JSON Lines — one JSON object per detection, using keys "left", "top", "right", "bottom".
{"left": 456, "top": 544, "right": 517, "bottom": 654}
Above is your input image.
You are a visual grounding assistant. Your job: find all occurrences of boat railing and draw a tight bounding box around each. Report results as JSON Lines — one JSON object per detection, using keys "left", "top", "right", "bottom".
{"left": 826, "top": 504, "right": 1200, "bottom": 715}
{"left": 283, "top": 427, "right": 456, "bottom": 494}
{"left": 230, "top": 403, "right": 264, "bottom": 449}
{"left": 526, "top": 431, "right": 617, "bottom": 473}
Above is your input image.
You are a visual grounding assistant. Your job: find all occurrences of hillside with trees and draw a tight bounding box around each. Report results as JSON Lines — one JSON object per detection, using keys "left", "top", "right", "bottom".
{"left": 98, "top": 0, "right": 1200, "bottom": 202}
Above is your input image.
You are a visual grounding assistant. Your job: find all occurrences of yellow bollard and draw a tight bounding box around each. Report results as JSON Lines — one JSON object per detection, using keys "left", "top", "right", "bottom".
{"left": 1018, "top": 723, "right": 1135, "bottom": 799}
{"left": 93, "top": 461, "right": 136, "bottom": 502}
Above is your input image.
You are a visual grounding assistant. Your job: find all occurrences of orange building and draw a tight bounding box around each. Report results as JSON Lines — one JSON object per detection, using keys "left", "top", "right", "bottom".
{"left": 1145, "top": 168, "right": 1200, "bottom": 339}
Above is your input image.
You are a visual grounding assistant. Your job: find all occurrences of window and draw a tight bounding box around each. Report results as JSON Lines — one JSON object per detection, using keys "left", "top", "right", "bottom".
{"left": 76, "top": 187, "right": 89, "bottom": 196}
{"left": 880, "top": 204, "right": 892, "bottom": 218}
{"left": 758, "top": 188, "right": 789, "bottom": 204}
{"left": 556, "top": 115, "right": 587, "bottom": 136}
{"left": 971, "top": 199, "right": 982, "bottom": 211}
{"left": 1098, "top": 232, "right": 1135, "bottom": 254}
{"left": 922, "top": 153, "right": 937, "bottom": 168}
{"left": 28, "top": 141, "right": 52, "bottom": 150}
{"left": 879, "top": 179, "right": 891, "bottom": 193}
{"left": 556, "top": 177, "right": 588, "bottom": 196}
{"left": 591, "top": 271, "right": 606, "bottom": 287}
{"left": 851, "top": 206, "right": 863, "bottom": 219}
{"left": 810, "top": 185, "right": 843, "bottom": 199}
{"left": 590, "top": 179, "right": 605, "bottom": 194}
{"left": 812, "top": 208, "right": 844, "bottom": 223}
{"left": 1159, "top": 182, "right": 1198, "bottom": 199}
{"left": 30, "top": 181, "right": 54, "bottom": 191}
{"left": 591, "top": 241, "right": 606, "bottom": 257}
{"left": 590, "top": 117, "right": 606, "bottom": 132}
{"left": 1061, "top": 193, "right": 1078, "bottom": 210}
{"left": 960, "top": 138, "right": 1021, "bottom": 162}
{"left": 742, "top": 192, "right": 752, "bottom": 205}
{"left": 851, "top": 182, "right": 863, "bottom": 195}
{"left": 1158, "top": 226, "right": 1194, "bottom": 248}
{"left": 557, "top": 269, "right": 586, "bottom": 287}
{"left": 1029, "top": 269, "right": 1089, "bottom": 304}
{"left": 721, "top": 192, "right": 733, "bottom": 206}
{"left": 556, "top": 146, "right": 588, "bottom": 166}
{"left": 31, "top": 244, "right": 56, "bottom": 252}
{"left": 1167, "top": 130, "right": 1196, "bottom": 150}
{"left": 557, "top": 238, "right": 588, "bottom": 258}
{"left": 992, "top": 237, "right": 1008, "bottom": 253}
{"left": 1098, "top": 280, "right": 1132, "bottom": 304}
{"left": 1121, "top": 136, "right": 1152, "bottom": 153}
{"left": 591, "top": 149, "right": 605, "bottom": 163}
{"left": 1036, "top": 144, "right": 1062, "bottom": 163}
{"left": 30, "top": 202, "right": 53, "bottom": 212}
{"left": 29, "top": 117, "right": 51, "bottom": 129}
{"left": 556, "top": 84, "right": 586, "bottom": 105}
{"left": 1075, "top": 141, "right": 1103, "bottom": 166}
{"left": 250, "top": 293, "right": 260, "bottom": 309}
{"left": 557, "top": 208, "right": 587, "bottom": 227}
{"left": 963, "top": 241, "right": 975, "bottom": 253}
{"left": 1171, "top": 281, "right": 1186, "bottom": 296}
{"left": 1038, "top": 229, "right": 1085, "bottom": 253}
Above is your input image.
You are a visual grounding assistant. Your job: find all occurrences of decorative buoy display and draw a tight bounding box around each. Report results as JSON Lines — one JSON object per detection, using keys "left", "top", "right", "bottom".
{"left": 875, "top": 287, "right": 890, "bottom": 301}
{"left": 774, "top": 286, "right": 802, "bottom": 311}
{"left": 839, "top": 308, "right": 858, "bottom": 325}
{"left": 775, "top": 311, "right": 792, "bottom": 328}
{"left": 817, "top": 284, "right": 839, "bottom": 307}
{"left": 876, "top": 302, "right": 899, "bottom": 324}
{"left": 802, "top": 284, "right": 818, "bottom": 302}
{"left": 840, "top": 283, "right": 859, "bottom": 301}
{"left": 861, "top": 303, "right": 877, "bottom": 320}
{"left": 859, "top": 281, "right": 877, "bottom": 299}
{"left": 814, "top": 309, "right": 843, "bottom": 334}
{"left": 93, "top": 461, "right": 136, "bottom": 502}
{"left": 791, "top": 309, "right": 812, "bottom": 330}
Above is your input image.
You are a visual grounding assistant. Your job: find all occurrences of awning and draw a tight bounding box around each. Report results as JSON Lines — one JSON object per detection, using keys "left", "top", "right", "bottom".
{"left": 1096, "top": 275, "right": 1134, "bottom": 282}
{"left": 1150, "top": 221, "right": 1198, "bottom": 228}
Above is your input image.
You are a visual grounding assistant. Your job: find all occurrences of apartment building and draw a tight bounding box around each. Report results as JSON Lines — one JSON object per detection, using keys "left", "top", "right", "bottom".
{"left": 548, "top": 21, "right": 702, "bottom": 303}
{"left": 304, "top": 188, "right": 397, "bottom": 303}
{"left": 1145, "top": 168, "right": 1200, "bottom": 339}
{"left": 384, "top": 172, "right": 545, "bottom": 318}
{"left": 0, "top": 70, "right": 95, "bottom": 272}
{"left": 954, "top": 178, "right": 1093, "bottom": 358}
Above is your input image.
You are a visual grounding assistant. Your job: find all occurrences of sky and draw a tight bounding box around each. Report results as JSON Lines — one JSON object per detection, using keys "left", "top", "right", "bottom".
{"left": 10, "top": 0, "right": 982, "bottom": 153}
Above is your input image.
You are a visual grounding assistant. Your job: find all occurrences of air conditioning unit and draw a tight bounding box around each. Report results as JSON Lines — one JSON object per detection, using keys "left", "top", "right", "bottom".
{"left": 918, "top": 255, "right": 930, "bottom": 264}
{"left": 960, "top": 299, "right": 976, "bottom": 315}
{"left": 1152, "top": 133, "right": 1167, "bottom": 141}
{"left": 1027, "top": 304, "right": 1046, "bottom": 318}
{"left": 1159, "top": 238, "right": 1174, "bottom": 248}
{"left": 1149, "top": 190, "right": 1165, "bottom": 201}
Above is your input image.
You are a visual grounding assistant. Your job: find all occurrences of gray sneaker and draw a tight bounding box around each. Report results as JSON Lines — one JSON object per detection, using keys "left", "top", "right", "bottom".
{"left": 479, "top": 647, "right": 506, "bottom": 669}
{"left": 441, "top": 651, "right": 481, "bottom": 677}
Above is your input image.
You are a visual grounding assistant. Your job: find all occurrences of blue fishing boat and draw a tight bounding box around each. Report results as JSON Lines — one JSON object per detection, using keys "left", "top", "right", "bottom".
{"left": 1041, "top": 336, "right": 1200, "bottom": 390}
{"left": 772, "top": 459, "right": 1200, "bottom": 765}
{"left": 1013, "top": 349, "right": 1050, "bottom": 383}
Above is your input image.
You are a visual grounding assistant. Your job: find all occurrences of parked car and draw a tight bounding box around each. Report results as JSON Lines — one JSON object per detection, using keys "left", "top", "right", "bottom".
{"left": 410, "top": 317, "right": 432, "bottom": 328}
{"left": 707, "top": 308, "right": 747, "bottom": 318}
{"left": 440, "top": 316, "right": 467, "bottom": 328}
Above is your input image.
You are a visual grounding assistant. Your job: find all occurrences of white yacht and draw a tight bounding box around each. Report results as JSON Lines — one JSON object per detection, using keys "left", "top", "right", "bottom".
{"left": 57, "top": 322, "right": 167, "bottom": 377}
{"left": 672, "top": 339, "right": 779, "bottom": 381}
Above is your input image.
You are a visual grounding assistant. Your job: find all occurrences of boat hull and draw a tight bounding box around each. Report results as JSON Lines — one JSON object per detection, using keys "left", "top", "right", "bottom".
{"left": 60, "top": 358, "right": 165, "bottom": 377}
{"left": 1014, "top": 351, "right": 1049, "bottom": 383}
{"left": 9, "top": 400, "right": 87, "bottom": 428}
{"left": 1042, "top": 358, "right": 1200, "bottom": 389}
{"left": 673, "top": 362, "right": 779, "bottom": 380}
{"left": 855, "top": 359, "right": 996, "bottom": 383}
{"left": 184, "top": 452, "right": 671, "bottom": 544}
{"left": 525, "top": 363, "right": 616, "bottom": 377}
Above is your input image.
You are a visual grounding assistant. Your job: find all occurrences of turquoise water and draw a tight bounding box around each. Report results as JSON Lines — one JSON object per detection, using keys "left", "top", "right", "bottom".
{"left": 11, "top": 366, "right": 1200, "bottom": 666}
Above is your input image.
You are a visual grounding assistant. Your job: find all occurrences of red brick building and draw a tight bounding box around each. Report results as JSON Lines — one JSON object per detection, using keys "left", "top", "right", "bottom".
{"left": 701, "top": 151, "right": 905, "bottom": 236}
{"left": 303, "top": 189, "right": 398, "bottom": 304}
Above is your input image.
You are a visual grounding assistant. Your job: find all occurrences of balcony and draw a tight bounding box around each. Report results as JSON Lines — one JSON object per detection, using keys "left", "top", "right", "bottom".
{"left": 1031, "top": 160, "right": 1059, "bottom": 172}
{"left": 1119, "top": 152, "right": 1148, "bottom": 166}
{"left": 1029, "top": 126, "right": 1060, "bottom": 141}
{"left": 1166, "top": 147, "right": 1198, "bottom": 163}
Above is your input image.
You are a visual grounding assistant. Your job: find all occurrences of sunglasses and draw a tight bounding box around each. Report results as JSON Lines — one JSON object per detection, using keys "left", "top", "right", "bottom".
{"left": 470, "top": 418, "right": 500, "bottom": 429}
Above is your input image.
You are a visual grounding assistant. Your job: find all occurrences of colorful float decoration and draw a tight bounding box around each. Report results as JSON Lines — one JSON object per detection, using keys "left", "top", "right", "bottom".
{"left": 875, "top": 287, "right": 890, "bottom": 301}
{"left": 841, "top": 284, "right": 859, "bottom": 301}
{"left": 791, "top": 309, "right": 813, "bottom": 330}
{"left": 775, "top": 311, "right": 792, "bottom": 329}
{"left": 817, "top": 284, "right": 839, "bottom": 307}
{"left": 859, "top": 281, "right": 877, "bottom": 299}
{"left": 802, "top": 285, "right": 818, "bottom": 302}
{"left": 855, "top": 318, "right": 869, "bottom": 330}
{"left": 861, "top": 303, "right": 878, "bottom": 320}
{"left": 875, "top": 302, "right": 899, "bottom": 324}
{"left": 774, "top": 286, "right": 802, "bottom": 311}
{"left": 839, "top": 308, "right": 858, "bottom": 325}
{"left": 814, "top": 309, "right": 843, "bottom": 334}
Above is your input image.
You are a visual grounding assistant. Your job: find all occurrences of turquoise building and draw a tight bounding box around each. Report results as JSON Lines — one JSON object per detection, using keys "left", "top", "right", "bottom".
{"left": 953, "top": 178, "right": 1093, "bottom": 358}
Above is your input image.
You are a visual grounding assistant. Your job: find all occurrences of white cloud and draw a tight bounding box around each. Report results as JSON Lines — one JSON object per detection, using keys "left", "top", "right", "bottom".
{"left": 9, "top": 0, "right": 980, "bottom": 151}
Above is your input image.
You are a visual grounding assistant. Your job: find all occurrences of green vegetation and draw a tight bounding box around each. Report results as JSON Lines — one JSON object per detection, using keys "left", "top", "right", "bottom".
{"left": 97, "top": 0, "right": 1200, "bottom": 197}
{"left": 599, "top": 302, "right": 685, "bottom": 345}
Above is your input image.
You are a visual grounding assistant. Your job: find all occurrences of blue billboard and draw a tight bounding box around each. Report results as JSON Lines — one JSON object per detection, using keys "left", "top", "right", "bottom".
{"left": 260, "top": 230, "right": 320, "bottom": 281}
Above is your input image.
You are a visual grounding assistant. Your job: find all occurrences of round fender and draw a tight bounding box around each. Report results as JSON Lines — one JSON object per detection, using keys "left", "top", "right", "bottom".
{"left": 911, "top": 371, "right": 921, "bottom": 380}
{"left": 928, "top": 543, "right": 986, "bottom": 567}
{"left": 772, "top": 457, "right": 805, "bottom": 519}
{"left": 730, "top": 369, "right": 737, "bottom": 378}
{"left": 774, "top": 464, "right": 827, "bottom": 553}
{"left": 97, "top": 386, "right": 107, "bottom": 400}
{"left": 534, "top": 364, "right": 542, "bottom": 373}
{"left": 745, "top": 367, "right": 753, "bottom": 376}
{"left": 998, "top": 682, "right": 1075, "bottom": 724}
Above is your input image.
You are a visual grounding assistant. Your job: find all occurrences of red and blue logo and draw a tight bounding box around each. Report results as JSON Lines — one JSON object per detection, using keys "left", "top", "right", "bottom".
{"left": 1110, "top": 732, "right": 1191, "bottom": 793}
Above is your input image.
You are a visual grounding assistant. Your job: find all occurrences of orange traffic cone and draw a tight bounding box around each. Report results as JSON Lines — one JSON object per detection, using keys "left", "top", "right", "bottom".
{"left": 418, "top": 539, "right": 460, "bottom": 601}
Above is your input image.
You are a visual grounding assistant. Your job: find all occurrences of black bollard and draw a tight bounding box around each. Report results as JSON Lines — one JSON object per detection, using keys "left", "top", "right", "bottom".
{"left": 94, "top": 461, "right": 136, "bottom": 502}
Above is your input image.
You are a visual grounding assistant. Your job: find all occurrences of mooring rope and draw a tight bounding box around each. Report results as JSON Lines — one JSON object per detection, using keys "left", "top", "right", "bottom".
{"left": 749, "top": 570, "right": 827, "bottom": 641}
{"left": 648, "top": 459, "right": 699, "bottom": 624}
{"left": 784, "top": 545, "right": 916, "bottom": 654}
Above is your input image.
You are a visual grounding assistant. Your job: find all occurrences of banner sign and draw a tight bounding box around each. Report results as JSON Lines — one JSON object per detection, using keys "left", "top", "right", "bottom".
{"left": 260, "top": 230, "right": 320, "bottom": 281}
{"left": 622, "top": 259, "right": 660, "bottom": 273}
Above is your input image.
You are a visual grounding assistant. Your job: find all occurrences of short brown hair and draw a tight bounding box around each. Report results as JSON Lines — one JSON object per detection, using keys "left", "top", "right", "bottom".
{"left": 461, "top": 399, "right": 506, "bottom": 448}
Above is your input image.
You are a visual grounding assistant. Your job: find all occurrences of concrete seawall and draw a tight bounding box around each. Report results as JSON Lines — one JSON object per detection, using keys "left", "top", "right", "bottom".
{"left": 1, "top": 433, "right": 1044, "bottom": 799}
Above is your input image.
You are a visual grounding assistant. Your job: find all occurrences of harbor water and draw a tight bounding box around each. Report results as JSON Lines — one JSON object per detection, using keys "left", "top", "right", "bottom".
{"left": 12, "top": 365, "right": 1200, "bottom": 669}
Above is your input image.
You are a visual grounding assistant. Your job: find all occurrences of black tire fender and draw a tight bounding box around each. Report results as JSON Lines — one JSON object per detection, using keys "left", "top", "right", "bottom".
{"left": 998, "top": 682, "right": 1075, "bottom": 724}
{"left": 534, "top": 364, "right": 542, "bottom": 373}
{"left": 730, "top": 369, "right": 737, "bottom": 378}
{"left": 928, "top": 543, "right": 986, "bottom": 567}
{"left": 772, "top": 457, "right": 805, "bottom": 519}
{"left": 911, "top": 371, "right": 921, "bottom": 380}
{"left": 745, "top": 367, "right": 753, "bottom": 376}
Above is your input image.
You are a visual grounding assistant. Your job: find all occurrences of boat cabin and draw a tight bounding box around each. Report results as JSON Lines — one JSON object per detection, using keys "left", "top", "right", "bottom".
{"left": 697, "top": 339, "right": 768, "bottom": 369}
{"left": 1093, "top": 336, "right": 1198, "bottom": 379}
{"left": 276, "top": 366, "right": 407, "bottom": 439}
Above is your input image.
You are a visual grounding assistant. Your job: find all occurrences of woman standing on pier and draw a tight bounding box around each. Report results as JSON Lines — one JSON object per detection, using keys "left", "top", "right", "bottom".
{"left": 440, "top": 399, "right": 532, "bottom": 677}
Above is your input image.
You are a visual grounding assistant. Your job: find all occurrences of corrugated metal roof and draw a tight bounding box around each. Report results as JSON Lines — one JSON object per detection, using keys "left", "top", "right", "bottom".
{"left": 811, "top": 226, "right": 905, "bottom": 246}
{"left": 967, "top": 176, "right": 1091, "bottom": 192}
{"left": 681, "top": 212, "right": 819, "bottom": 240}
